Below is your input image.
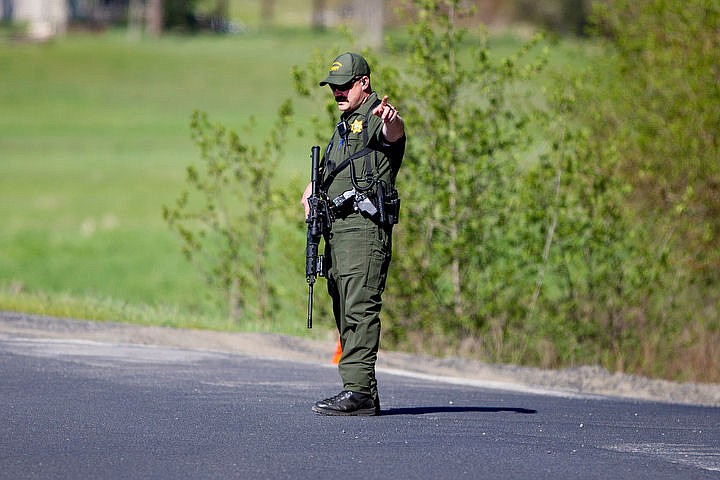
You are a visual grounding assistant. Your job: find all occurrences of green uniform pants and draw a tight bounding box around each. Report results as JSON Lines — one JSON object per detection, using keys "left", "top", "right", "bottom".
{"left": 326, "top": 215, "right": 392, "bottom": 402}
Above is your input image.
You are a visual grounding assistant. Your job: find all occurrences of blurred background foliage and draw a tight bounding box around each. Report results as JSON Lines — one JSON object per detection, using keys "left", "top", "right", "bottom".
{"left": 1, "top": 0, "right": 717, "bottom": 382}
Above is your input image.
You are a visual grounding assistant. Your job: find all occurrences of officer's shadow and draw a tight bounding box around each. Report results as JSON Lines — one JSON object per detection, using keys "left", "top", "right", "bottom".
{"left": 380, "top": 406, "right": 537, "bottom": 416}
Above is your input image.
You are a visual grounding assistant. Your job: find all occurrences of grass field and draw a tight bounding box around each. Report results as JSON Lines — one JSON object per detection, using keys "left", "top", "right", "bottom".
{"left": 0, "top": 24, "right": 591, "bottom": 337}
{"left": 0, "top": 28, "right": 331, "bottom": 331}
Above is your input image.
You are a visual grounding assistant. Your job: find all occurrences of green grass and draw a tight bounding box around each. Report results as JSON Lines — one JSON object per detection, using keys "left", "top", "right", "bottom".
{"left": 0, "top": 28, "right": 331, "bottom": 330}
{"left": 0, "top": 25, "right": 594, "bottom": 336}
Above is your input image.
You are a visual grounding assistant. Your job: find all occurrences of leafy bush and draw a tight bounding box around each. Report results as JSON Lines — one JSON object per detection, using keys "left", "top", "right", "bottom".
{"left": 590, "top": 0, "right": 720, "bottom": 283}
{"left": 369, "top": 0, "right": 668, "bottom": 377}
{"left": 163, "top": 101, "right": 294, "bottom": 324}
{"left": 570, "top": 0, "right": 720, "bottom": 380}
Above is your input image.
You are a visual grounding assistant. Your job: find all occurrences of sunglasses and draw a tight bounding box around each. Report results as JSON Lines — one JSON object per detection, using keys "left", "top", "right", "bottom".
{"left": 329, "top": 77, "right": 362, "bottom": 92}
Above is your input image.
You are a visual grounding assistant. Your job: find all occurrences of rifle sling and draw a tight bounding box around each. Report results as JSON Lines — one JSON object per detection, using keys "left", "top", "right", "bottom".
{"left": 321, "top": 99, "right": 381, "bottom": 191}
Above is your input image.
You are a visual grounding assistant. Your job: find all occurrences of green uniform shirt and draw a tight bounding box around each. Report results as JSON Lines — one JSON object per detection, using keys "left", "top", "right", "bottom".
{"left": 322, "top": 92, "right": 405, "bottom": 207}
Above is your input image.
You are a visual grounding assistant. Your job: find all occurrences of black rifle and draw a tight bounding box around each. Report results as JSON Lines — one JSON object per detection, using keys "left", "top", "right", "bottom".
{"left": 305, "top": 145, "right": 331, "bottom": 329}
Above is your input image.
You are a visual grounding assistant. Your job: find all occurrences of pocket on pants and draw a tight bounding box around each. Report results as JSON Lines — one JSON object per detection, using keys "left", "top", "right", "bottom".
{"left": 364, "top": 247, "right": 390, "bottom": 293}
{"left": 330, "top": 224, "right": 391, "bottom": 290}
{"left": 364, "top": 227, "right": 391, "bottom": 293}
{"left": 330, "top": 227, "right": 366, "bottom": 276}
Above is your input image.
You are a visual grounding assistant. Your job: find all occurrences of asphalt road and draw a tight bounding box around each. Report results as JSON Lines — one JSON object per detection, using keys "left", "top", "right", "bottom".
{"left": 1, "top": 335, "right": 719, "bottom": 479}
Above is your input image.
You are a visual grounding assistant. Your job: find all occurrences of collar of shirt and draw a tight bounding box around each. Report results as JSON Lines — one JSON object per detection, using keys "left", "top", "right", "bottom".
{"left": 341, "top": 91, "right": 379, "bottom": 123}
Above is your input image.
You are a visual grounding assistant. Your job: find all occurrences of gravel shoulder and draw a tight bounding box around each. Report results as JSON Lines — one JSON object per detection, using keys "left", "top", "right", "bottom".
{"left": 2, "top": 310, "right": 719, "bottom": 407}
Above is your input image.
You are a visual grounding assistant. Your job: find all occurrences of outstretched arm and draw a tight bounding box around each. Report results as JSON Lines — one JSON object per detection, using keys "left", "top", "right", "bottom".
{"left": 372, "top": 95, "right": 405, "bottom": 143}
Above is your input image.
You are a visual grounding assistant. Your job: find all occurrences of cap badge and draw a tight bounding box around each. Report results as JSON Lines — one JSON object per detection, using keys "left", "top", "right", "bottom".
{"left": 330, "top": 61, "right": 343, "bottom": 72}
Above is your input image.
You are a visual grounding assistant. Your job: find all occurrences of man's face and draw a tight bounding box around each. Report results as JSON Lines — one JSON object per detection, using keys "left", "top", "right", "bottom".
{"left": 329, "top": 76, "right": 368, "bottom": 113}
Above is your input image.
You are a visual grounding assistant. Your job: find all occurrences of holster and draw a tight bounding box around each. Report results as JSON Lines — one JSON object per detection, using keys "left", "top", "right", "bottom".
{"left": 329, "top": 183, "right": 400, "bottom": 227}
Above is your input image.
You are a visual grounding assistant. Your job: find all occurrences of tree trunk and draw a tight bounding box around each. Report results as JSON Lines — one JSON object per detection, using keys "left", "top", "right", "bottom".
{"left": 448, "top": 164, "right": 463, "bottom": 319}
{"left": 127, "top": 0, "right": 144, "bottom": 39}
{"left": 311, "top": 0, "right": 326, "bottom": 30}
{"left": 354, "top": 0, "right": 384, "bottom": 50}
{"left": 260, "top": 0, "right": 275, "bottom": 27}
{"left": 562, "top": 0, "right": 588, "bottom": 36}
{"left": 146, "top": 0, "right": 163, "bottom": 36}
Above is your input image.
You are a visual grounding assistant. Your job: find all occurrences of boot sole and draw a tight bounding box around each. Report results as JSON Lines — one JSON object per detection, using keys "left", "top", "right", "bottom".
{"left": 312, "top": 405, "right": 378, "bottom": 416}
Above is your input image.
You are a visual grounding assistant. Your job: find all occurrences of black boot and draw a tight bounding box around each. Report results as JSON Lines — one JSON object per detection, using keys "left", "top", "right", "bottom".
{"left": 373, "top": 393, "right": 381, "bottom": 415}
{"left": 312, "top": 391, "right": 377, "bottom": 416}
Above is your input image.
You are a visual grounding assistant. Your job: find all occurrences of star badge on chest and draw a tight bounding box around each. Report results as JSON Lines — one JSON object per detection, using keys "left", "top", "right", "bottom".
{"left": 350, "top": 119, "right": 364, "bottom": 134}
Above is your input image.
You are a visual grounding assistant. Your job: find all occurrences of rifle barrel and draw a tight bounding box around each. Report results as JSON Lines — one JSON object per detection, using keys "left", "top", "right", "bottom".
{"left": 307, "top": 284, "right": 314, "bottom": 329}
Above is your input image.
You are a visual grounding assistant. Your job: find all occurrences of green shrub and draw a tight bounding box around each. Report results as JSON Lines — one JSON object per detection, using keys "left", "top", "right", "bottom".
{"left": 163, "top": 101, "right": 296, "bottom": 324}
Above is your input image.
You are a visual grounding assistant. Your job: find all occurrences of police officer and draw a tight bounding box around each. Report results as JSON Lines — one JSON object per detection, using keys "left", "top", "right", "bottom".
{"left": 301, "top": 52, "right": 406, "bottom": 416}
